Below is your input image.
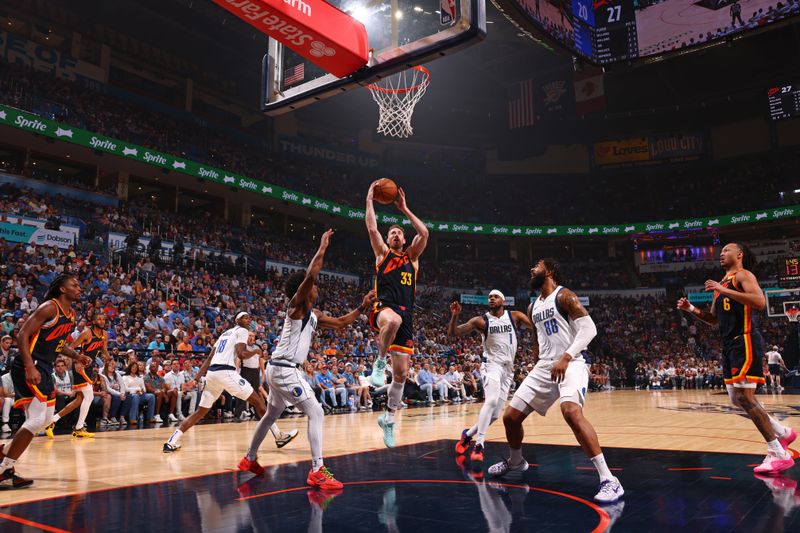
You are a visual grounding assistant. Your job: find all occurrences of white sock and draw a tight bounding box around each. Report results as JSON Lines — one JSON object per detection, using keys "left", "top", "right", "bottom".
{"left": 767, "top": 439, "right": 788, "bottom": 456}
{"left": 590, "top": 453, "right": 614, "bottom": 482}
{"left": 387, "top": 379, "right": 405, "bottom": 412}
{"left": 269, "top": 424, "right": 281, "bottom": 439}
{"left": 312, "top": 457, "right": 324, "bottom": 471}
{"left": 476, "top": 432, "right": 486, "bottom": 447}
{"left": 76, "top": 389, "right": 93, "bottom": 429}
{"left": 385, "top": 410, "right": 395, "bottom": 423}
{"left": 0, "top": 456, "right": 15, "bottom": 471}
{"left": 51, "top": 413, "right": 61, "bottom": 424}
{"left": 509, "top": 447, "right": 524, "bottom": 465}
{"left": 168, "top": 429, "right": 183, "bottom": 446}
{"left": 466, "top": 424, "right": 478, "bottom": 438}
{"left": 768, "top": 416, "right": 788, "bottom": 438}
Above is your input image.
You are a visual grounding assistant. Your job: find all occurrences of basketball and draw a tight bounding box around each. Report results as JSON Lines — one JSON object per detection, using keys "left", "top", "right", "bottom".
{"left": 373, "top": 178, "right": 398, "bottom": 204}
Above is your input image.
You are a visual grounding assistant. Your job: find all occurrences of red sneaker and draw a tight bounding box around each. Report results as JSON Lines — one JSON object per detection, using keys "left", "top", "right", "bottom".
{"left": 779, "top": 427, "right": 797, "bottom": 451}
{"left": 307, "top": 466, "right": 344, "bottom": 490}
{"left": 0, "top": 468, "right": 34, "bottom": 490}
{"left": 238, "top": 455, "right": 266, "bottom": 476}
{"left": 455, "top": 429, "right": 472, "bottom": 455}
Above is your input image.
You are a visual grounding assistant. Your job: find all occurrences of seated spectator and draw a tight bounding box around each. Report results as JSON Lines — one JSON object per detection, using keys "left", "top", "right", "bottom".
{"left": 123, "top": 362, "right": 156, "bottom": 424}
{"left": 144, "top": 361, "right": 176, "bottom": 423}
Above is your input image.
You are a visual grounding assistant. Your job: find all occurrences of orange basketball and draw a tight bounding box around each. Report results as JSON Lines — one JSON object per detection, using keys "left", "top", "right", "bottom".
{"left": 373, "top": 178, "right": 398, "bottom": 204}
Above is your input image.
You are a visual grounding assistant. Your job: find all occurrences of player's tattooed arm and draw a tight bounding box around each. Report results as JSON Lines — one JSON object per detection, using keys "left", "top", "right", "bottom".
{"left": 447, "top": 301, "right": 484, "bottom": 337}
{"left": 677, "top": 297, "right": 718, "bottom": 326}
{"left": 291, "top": 229, "right": 333, "bottom": 313}
{"left": 556, "top": 288, "right": 589, "bottom": 320}
{"left": 526, "top": 303, "right": 540, "bottom": 364}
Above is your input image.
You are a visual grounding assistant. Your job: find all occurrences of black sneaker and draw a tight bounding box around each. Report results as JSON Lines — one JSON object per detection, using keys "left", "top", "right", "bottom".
{"left": 162, "top": 443, "right": 181, "bottom": 453}
{"left": 0, "top": 468, "right": 34, "bottom": 490}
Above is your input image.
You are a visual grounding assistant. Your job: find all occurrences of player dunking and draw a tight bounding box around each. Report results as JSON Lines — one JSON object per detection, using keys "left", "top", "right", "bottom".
{"left": 366, "top": 182, "right": 429, "bottom": 448}
{"left": 242, "top": 229, "right": 374, "bottom": 488}
{"left": 45, "top": 311, "right": 109, "bottom": 439}
{"left": 487, "top": 259, "right": 624, "bottom": 503}
{"left": 678, "top": 242, "right": 796, "bottom": 474}
{"left": 163, "top": 311, "right": 273, "bottom": 454}
{"left": 450, "top": 290, "right": 533, "bottom": 471}
{"left": 0, "top": 274, "right": 92, "bottom": 489}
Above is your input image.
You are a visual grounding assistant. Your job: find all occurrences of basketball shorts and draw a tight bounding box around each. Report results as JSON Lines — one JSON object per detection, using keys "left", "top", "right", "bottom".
{"left": 768, "top": 364, "right": 781, "bottom": 376}
{"left": 10, "top": 357, "right": 55, "bottom": 408}
{"left": 722, "top": 333, "right": 765, "bottom": 387}
{"left": 369, "top": 303, "right": 414, "bottom": 355}
{"left": 509, "top": 359, "right": 589, "bottom": 416}
{"left": 266, "top": 364, "right": 316, "bottom": 407}
{"left": 481, "top": 360, "right": 515, "bottom": 402}
{"left": 72, "top": 362, "right": 94, "bottom": 389}
{"left": 198, "top": 369, "right": 254, "bottom": 408}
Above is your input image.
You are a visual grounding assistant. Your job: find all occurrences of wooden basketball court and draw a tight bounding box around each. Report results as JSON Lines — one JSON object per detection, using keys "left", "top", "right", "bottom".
{"left": 1, "top": 390, "right": 799, "bottom": 531}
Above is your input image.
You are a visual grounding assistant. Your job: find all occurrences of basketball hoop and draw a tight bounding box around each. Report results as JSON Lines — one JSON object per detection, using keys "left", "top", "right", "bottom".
{"left": 366, "top": 65, "right": 430, "bottom": 138}
{"left": 787, "top": 307, "right": 799, "bottom": 323}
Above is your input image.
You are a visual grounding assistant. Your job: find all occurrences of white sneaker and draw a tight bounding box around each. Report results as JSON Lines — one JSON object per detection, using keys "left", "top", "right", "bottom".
{"left": 223, "top": 411, "right": 234, "bottom": 419}
{"left": 594, "top": 477, "right": 625, "bottom": 503}
{"left": 177, "top": 413, "right": 185, "bottom": 421}
{"left": 1, "top": 423, "right": 10, "bottom": 433}
{"left": 109, "top": 417, "right": 118, "bottom": 425}
{"left": 168, "top": 413, "right": 178, "bottom": 423}
{"left": 153, "top": 414, "right": 163, "bottom": 423}
{"left": 239, "top": 411, "right": 249, "bottom": 420}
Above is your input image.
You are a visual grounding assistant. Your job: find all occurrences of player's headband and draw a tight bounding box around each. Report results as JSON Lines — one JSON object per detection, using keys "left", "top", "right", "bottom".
{"left": 235, "top": 312, "right": 250, "bottom": 321}
{"left": 488, "top": 290, "right": 505, "bottom": 301}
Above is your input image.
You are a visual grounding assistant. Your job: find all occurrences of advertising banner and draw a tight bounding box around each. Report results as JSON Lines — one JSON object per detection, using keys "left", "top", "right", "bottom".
{"left": 0, "top": 222, "right": 74, "bottom": 249}
{"left": 593, "top": 138, "right": 650, "bottom": 166}
{"left": 0, "top": 29, "right": 105, "bottom": 84}
{"left": 460, "top": 294, "right": 517, "bottom": 306}
{"left": 265, "top": 259, "right": 359, "bottom": 284}
{"left": 1, "top": 104, "right": 797, "bottom": 238}
{"left": 278, "top": 137, "right": 379, "bottom": 168}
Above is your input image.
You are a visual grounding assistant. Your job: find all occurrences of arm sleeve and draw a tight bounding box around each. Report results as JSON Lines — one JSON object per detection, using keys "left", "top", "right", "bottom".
{"left": 565, "top": 315, "right": 597, "bottom": 358}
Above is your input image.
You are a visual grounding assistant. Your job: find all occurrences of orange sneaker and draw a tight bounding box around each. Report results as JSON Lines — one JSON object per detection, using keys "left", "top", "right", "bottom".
{"left": 470, "top": 443, "right": 485, "bottom": 463}
{"left": 455, "top": 429, "right": 472, "bottom": 455}
{"left": 307, "top": 487, "right": 343, "bottom": 510}
{"left": 238, "top": 455, "right": 266, "bottom": 476}
{"left": 307, "top": 466, "right": 344, "bottom": 490}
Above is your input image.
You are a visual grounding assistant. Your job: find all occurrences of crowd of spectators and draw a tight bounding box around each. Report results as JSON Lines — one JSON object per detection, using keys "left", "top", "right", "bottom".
{"left": 2, "top": 61, "right": 799, "bottom": 230}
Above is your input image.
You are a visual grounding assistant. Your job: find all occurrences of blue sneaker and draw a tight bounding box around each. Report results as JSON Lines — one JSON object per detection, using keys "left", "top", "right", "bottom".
{"left": 371, "top": 357, "right": 387, "bottom": 387}
{"left": 377, "top": 413, "right": 395, "bottom": 448}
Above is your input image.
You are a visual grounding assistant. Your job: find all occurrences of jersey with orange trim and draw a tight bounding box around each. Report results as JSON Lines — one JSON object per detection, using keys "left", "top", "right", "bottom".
{"left": 714, "top": 271, "right": 757, "bottom": 343}
{"left": 81, "top": 328, "right": 106, "bottom": 361}
{"left": 375, "top": 251, "right": 416, "bottom": 312}
{"left": 30, "top": 299, "right": 75, "bottom": 367}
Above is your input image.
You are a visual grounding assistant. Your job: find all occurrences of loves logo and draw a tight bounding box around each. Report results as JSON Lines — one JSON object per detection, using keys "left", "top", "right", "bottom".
{"left": 595, "top": 145, "right": 610, "bottom": 157}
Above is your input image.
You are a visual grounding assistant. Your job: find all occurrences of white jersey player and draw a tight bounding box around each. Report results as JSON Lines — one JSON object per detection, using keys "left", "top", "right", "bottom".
{"left": 487, "top": 258, "right": 624, "bottom": 504}
{"left": 242, "top": 229, "right": 374, "bottom": 490}
{"left": 163, "top": 312, "right": 269, "bottom": 454}
{"left": 449, "top": 290, "right": 533, "bottom": 471}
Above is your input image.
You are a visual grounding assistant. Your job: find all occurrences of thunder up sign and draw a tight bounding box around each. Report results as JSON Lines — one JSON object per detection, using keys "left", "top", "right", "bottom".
{"left": 1, "top": 104, "right": 797, "bottom": 238}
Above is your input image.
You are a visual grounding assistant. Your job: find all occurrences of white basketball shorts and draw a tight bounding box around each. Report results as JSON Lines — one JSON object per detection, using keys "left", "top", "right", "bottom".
{"left": 199, "top": 369, "right": 254, "bottom": 409}
{"left": 509, "top": 359, "right": 589, "bottom": 416}
{"left": 266, "top": 364, "right": 316, "bottom": 407}
{"left": 481, "top": 360, "right": 515, "bottom": 403}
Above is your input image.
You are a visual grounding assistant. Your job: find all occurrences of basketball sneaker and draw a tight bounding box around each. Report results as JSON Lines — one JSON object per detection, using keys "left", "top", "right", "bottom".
{"left": 455, "top": 428, "right": 472, "bottom": 455}
{"left": 488, "top": 458, "right": 529, "bottom": 478}
{"left": 162, "top": 443, "right": 181, "bottom": 453}
{"left": 44, "top": 423, "right": 55, "bottom": 439}
{"left": 779, "top": 427, "right": 797, "bottom": 451}
{"left": 238, "top": 455, "right": 266, "bottom": 476}
{"left": 371, "top": 357, "right": 387, "bottom": 387}
{"left": 0, "top": 468, "right": 33, "bottom": 490}
{"left": 594, "top": 477, "right": 624, "bottom": 503}
{"left": 307, "top": 466, "right": 343, "bottom": 490}
{"left": 754, "top": 452, "right": 795, "bottom": 475}
{"left": 377, "top": 413, "right": 395, "bottom": 448}
{"left": 1, "top": 423, "right": 10, "bottom": 433}
{"left": 275, "top": 429, "right": 299, "bottom": 449}
{"left": 72, "top": 426, "right": 95, "bottom": 438}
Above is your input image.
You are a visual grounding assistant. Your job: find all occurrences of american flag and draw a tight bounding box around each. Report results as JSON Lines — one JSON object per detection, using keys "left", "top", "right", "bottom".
{"left": 284, "top": 63, "right": 305, "bottom": 87}
{"left": 508, "top": 79, "right": 535, "bottom": 129}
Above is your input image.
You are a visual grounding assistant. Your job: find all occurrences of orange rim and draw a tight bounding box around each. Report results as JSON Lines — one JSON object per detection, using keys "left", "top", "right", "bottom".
{"left": 366, "top": 65, "right": 430, "bottom": 94}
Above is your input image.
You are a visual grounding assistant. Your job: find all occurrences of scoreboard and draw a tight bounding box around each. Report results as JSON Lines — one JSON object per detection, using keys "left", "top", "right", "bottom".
{"left": 768, "top": 84, "right": 800, "bottom": 121}
{"left": 778, "top": 256, "right": 800, "bottom": 283}
{"left": 572, "top": 0, "right": 638, "bottom": 64}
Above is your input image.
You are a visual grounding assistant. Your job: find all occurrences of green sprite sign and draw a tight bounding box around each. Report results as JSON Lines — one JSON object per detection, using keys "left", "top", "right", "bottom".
{"left": 2, "top": 103, "right": 798, "bottom": 237}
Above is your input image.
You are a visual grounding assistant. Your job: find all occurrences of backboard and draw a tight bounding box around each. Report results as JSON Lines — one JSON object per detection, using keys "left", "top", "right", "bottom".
{"left": 765, "top": 288, "right": 800, "bottom": 317}
{"left": 262, "top": 0, "right": 486, "bottom": 115}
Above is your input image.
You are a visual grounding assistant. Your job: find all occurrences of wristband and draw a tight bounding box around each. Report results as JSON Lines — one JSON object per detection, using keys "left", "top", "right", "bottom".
{"left": 687, "top": 304, "right": 696, "bottom": 313}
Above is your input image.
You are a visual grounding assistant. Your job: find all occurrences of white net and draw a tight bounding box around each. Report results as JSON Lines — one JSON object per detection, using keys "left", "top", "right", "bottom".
{"left": 367, "top": 66, "right": 430, "bottom": 138}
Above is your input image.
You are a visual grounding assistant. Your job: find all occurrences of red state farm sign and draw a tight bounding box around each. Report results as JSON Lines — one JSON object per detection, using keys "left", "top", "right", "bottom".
{"left": 212, "top": 0, "right": 369, "bottom": 78}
